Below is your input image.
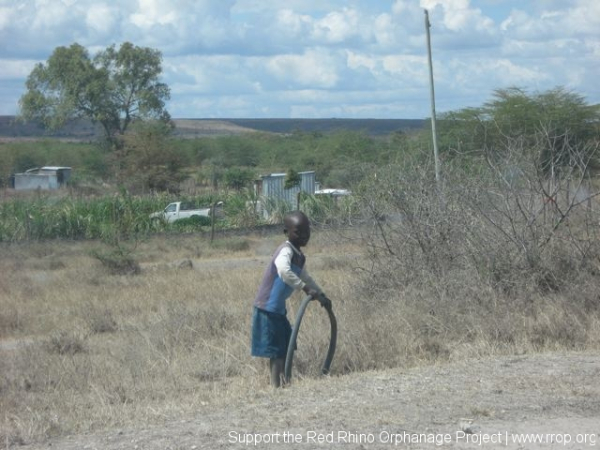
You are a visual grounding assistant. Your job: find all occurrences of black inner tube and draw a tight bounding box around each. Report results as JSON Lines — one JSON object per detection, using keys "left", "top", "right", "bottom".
{"left": 284, "top": 294, "right": 337, "bottom": 383}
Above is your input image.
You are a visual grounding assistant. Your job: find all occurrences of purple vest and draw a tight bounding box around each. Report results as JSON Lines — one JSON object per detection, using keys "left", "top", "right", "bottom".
{"left": 253, "top": 242, "right": 306, "bottom": 315}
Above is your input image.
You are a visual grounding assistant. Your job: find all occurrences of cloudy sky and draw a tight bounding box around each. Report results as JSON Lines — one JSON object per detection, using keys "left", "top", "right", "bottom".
{"left": 0, "top": 0, "right": 598, "bottom": 119}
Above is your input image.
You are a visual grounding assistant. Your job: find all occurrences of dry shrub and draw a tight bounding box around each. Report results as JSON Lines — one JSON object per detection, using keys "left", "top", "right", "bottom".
{"left": 329, "top": 274, "right": 599, "bottom": 375}
{"left": 27, "top": 258, "right": 67, "bottom": 271}
{"left": 347, "top": 138, "right": 600, "bottom": 365}
{"left": 45, "top": 330, "right": 88, "bottom": 355}
{"left": 354, "top": 134, "right": 600, "bottom": 297}
{"left": 87, "top": 308, "right": 118, "bottom": 334}
{"left": 0, "top": 307, "right": 23, "bottom": 337}
{"left": 92, "top": 249, "right": 140, "bottom": 275}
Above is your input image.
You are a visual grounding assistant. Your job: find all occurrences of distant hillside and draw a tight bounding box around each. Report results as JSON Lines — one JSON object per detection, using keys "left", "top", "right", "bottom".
{"left": 171, "top": 119, "right": 261, "bottom": 137}
{"left": 227, "top": 118, "right": 425, "bottom": 135}
{"left": 0, "top": 116, "right": 102, "bottom": 140}
{"left": 0, "top": 116, "right": 425, "bottom": 140}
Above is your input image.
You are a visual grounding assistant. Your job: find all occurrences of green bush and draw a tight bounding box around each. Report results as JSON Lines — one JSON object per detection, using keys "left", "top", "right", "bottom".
{"left": 172, "top": 215, "right": 212, "bottom": 228}
{"left": 0, "top": 192, "right": 166, "bottom": 242}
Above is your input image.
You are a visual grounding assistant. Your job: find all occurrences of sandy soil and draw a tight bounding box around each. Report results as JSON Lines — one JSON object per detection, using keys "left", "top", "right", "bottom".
{"left": 16, "top": 351, "right": 600, "bottom": 450}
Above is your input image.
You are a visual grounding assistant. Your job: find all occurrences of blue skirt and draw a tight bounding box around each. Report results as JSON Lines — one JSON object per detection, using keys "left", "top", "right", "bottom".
{"left": 251, "top": 307, "right": 292, "bottom": 358}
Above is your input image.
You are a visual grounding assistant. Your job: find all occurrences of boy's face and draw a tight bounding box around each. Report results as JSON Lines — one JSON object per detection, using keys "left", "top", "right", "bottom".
{"left": 285, "top": 215, "right": 311, "bottom": 247}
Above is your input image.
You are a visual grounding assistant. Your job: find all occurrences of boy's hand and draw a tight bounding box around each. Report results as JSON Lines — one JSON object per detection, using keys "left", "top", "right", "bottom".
{"left": 316, "top": 293, "right": 332, "bottom": 310}
{"left": 303, "top": 286, "right": 319, "bottom": 299}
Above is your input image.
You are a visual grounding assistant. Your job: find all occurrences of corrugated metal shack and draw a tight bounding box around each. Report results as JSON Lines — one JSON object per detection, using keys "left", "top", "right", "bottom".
{"left": 254, "top": 171, "right": 316, "bottom": 219}
{"left": 14, "top": 166, "right": 72, "bottom": 190}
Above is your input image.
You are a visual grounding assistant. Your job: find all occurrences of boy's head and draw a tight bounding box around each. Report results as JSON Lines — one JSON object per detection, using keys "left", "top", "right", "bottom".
{"left": 284, "top": 211, "right": 311, "bottom": 248}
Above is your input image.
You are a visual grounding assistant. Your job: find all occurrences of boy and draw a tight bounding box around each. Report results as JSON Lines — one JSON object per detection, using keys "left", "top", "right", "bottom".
{"left": 251, "top": 211, "right": 331, "bottom": 387}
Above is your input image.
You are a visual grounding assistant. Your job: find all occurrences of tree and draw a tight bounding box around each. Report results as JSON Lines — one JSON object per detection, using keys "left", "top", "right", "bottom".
{"left": 119, "top": 120, "right": 185, "bottom": 192}
{"left": 284, "top": 168, "right": 301, "bottom": 189}
{"left": 223, "top": 167, "right": 256, "bottom": 191}
{"left": 438, "top": 87, "right": 600, "bottom": 174}
{"left": 19, "top": 42, "right": 170, "bottom": 144}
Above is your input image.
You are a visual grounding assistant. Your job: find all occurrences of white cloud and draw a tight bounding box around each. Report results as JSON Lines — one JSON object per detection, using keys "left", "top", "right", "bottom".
{"left": 311, "top": 8, "right": 364, "bottom": 44}
{"left": 501, "top": 1, "right": 600, "bottom": 40}
{"left": 85, "top": 3, "right": 118, "bottom": 35}
{"left": 266, "top": 49, "right": 341, "bottom": 89}
{"left": 446, "top": 57, "right": 548, "bottom": 94}
{"left": 275, "top": 9, "right": 312, "bottom": 36}
{"left": 564, "top": 0, "right": 600, "bottom": 34}
{"left": 0, "top": 6, "right": 15, "bottom": 30}
{"left": 0, "top": 59, "right": 38, "bottom": 80}
{"left": 233, "top": 0, "right": 339, "bottom": 15}
{"left": 346, "top": 51, "right": 378, "bottom": 73}
{"left": 166, "top": 55, "right": 257, "bottom": 94}
{"left": 500, "top": 9, "right": 552, "bottom": 40}
{"left": 130, "top": 0, "right": 178, "bottom": 28}
{"left": 382, "top": 55, "right": 428, "bottom": 80}
{"left": 0, "top": 0, "right": 597, "bottom": 118}
{"left": 421, "top": 0, "right": 495, "bottom": 32}
{"left": 31, "top": 0, "right": 71, "bottom": 30}
{"left": 501, "top": 38, "right": 581, "bottom": 59}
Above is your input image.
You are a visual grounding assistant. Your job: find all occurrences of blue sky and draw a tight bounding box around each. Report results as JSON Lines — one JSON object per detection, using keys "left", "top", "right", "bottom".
{"left": 0, "top": 0, "right": 598, "bottom": 119}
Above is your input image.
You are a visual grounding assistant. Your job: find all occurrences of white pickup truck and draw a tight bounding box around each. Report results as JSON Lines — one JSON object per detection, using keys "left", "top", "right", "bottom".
{"left": 150, "top": 201, "right": 212, "bottom": 223}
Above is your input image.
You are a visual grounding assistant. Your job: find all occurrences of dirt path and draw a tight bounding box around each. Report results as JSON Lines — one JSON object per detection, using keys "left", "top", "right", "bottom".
{"left": 18, "top": 351, "right": 600, "bottom": 450}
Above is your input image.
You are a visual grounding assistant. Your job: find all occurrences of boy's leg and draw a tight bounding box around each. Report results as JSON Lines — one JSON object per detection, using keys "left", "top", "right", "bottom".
{"left": 269, "top": 358, "right": 285, "bottom": 388}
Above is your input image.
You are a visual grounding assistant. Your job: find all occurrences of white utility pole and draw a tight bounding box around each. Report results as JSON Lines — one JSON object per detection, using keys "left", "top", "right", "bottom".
{"left": 424, "top": 9, "right": 441, "bottom": 184}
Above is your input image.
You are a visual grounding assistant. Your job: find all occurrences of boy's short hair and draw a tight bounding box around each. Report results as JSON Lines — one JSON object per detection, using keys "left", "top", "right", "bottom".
{"left": 285, "top": 211, "right": 309, "bottom": 221}
{"left": 284, "top": 211, "right": 310, "bottom": 229}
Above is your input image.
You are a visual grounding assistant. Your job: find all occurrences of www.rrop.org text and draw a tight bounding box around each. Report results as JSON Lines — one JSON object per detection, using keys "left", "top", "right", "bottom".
{"left": 228, "top": 430, "right": 598, "bottom": 446}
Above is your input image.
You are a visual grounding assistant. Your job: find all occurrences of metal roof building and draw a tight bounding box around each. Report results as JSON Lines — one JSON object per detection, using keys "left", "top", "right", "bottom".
{"left": 14, "top": 166, "right": 72, "bottom": 190}
{"left": 254, "top": 171, "right": 316, "bottom": 218}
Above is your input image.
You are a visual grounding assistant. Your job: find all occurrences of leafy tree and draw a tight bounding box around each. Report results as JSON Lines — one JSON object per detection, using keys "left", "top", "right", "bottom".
{"left": 19, "top": 42, "right": 170, "bottom": 143}
{"left": 330, "top": 130, "right": 375, "bottom": 162}
{"left": 119, "top": 120, "right": 185, "bottom": 192}
{"left": 219, "top": 136, "right": 260, "bottom": 167}
{"left": 284, "top": 168, "right": 301, "bottom": 189}
{"left": 438, "top": 87, "right": 600, "bottom": 173}
{"left": 223, "top": 167, "right": 256, "bottom": 190}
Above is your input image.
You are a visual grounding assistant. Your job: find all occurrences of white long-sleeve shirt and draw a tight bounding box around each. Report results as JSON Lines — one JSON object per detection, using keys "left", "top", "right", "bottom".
{"left": 253, "top": 241, "right": 321, "bottom": 315}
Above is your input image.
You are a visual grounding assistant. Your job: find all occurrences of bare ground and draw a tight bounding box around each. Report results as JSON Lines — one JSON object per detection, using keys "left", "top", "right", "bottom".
{"left": 15, "top": 351, "right": 600, "bottom": 450}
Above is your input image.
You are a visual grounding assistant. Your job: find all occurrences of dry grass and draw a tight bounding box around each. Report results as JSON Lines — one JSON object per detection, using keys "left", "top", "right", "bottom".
{"left": 1, "top": 227, "right": 600, "bottom": 445}
{"left": 0, "top": 230, "right": 356, "bottom": 444}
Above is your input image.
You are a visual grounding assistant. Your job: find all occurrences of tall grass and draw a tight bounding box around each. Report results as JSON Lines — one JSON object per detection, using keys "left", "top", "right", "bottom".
{"left": 0, "top": 189, "right": 357, "bottom": 242}
{"left": 0, "top": 191, "right": 219, "bottom": 242}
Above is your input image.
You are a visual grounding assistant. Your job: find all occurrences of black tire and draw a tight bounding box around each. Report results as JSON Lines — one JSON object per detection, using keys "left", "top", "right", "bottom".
{"left": 284, "top": 295, "right": 337, "bottom": 383}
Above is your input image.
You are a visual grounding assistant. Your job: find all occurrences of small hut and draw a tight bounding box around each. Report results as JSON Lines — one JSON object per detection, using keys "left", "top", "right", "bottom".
{"left": 14, "top": 166, "right": 72, "bottom": 190}
{"left": 253, "top": 171, "right": 316, "bottom": 219}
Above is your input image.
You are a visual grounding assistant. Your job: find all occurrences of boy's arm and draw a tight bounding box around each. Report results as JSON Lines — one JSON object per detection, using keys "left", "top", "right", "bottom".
{"left": 274, "top": 246, "right": 324, "bottom": 300}
{"left": 274, "top": 246, "right": 307, "bottom": 291}
{"left": 299, "top": 268, "right": 322, "bottom": 294}
{"left": 301, "top": 268, "right": 331, "bottom": 308}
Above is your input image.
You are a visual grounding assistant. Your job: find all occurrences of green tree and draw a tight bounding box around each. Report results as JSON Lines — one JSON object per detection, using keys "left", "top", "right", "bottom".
{"left": 119, "top": 120, "right": 185, "bottom": 192}
{"left": 284, "top": 168, "right": 301, "bottom": 189}
{"left": 19, "top": 42, "right": 170, "bottom": 143}
{"left": 223, "top": 167, "right": 256, "bottom": 191}
{"left": 438, "top": 87, "right": 600, "bottom": 172}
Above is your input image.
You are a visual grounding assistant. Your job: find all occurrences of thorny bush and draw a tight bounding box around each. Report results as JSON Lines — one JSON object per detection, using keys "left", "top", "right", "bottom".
{"left": 356, "top": 130, "right": 600, "bottom": 297}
